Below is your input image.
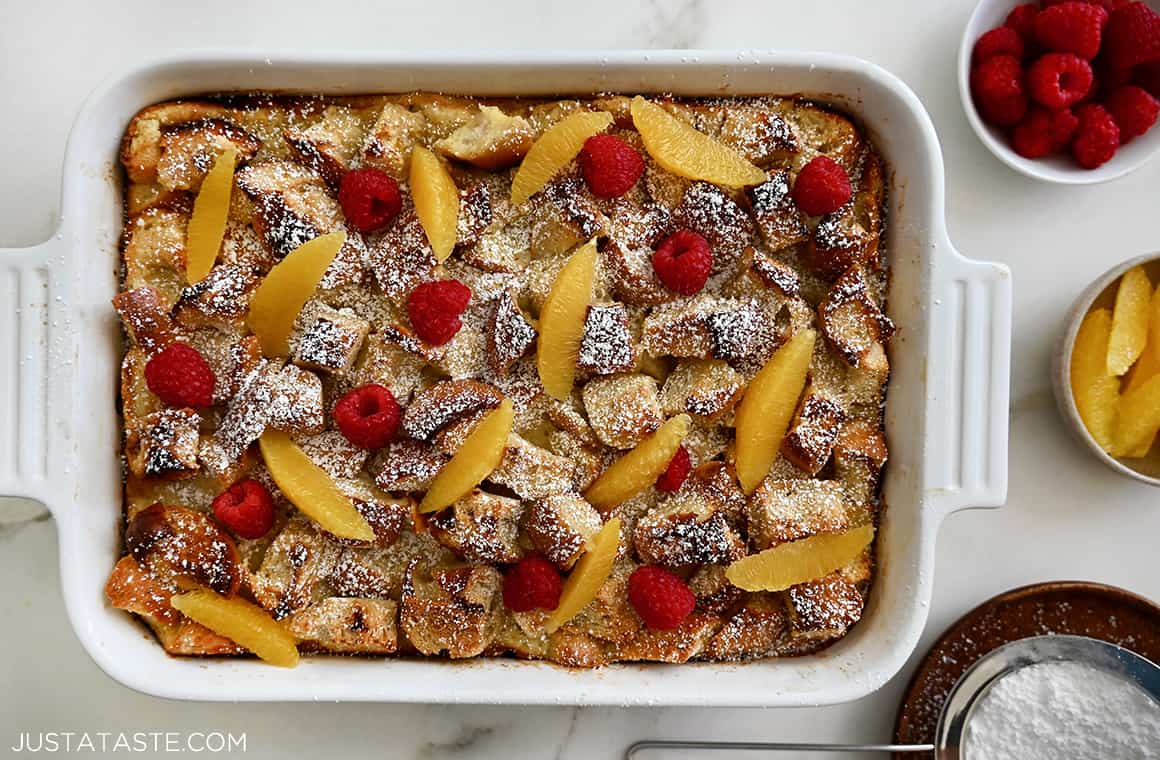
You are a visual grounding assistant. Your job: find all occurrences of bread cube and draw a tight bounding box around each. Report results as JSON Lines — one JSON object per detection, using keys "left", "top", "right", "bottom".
{"left": 235, "top": 160, "right": 341, "bottom": 260}
{"left": 720, "top": 107, "right": 800, "bottom": 165}
{"left": 361, "top": 102, "right": 426, "bottom": 179}
{"left": 781, "top": 391, "right": 846, "bottom": 475}
{"left": 434, "top": 105, "right": 534, "bottom": 170}
{"left": 400, "top": 562, "right": 501, "bottom": 658}
{"left": 156, "top": 118, "right": 260, "bottom": 192}
{"left": 748, "top": 172, "right": 808, "bottom": 255}
{"left": 249, "top": 519, "right": 342, "bottom": 618}
{"left": 173, "top": 264, "right": 259, "bottom": 331}
{"left": 428, "top": 489, "right": 524, "bottom": 564}
{"left": 364, "top": 203, "right": 438, "bottom": 299}
{"left": 128, "top": 408, "right": 201, "bottom": 480}
{"left": 705, "top": 593, "right": 789, "bottom": 661}
{"left": 834, "top": 420, "right": 888, "bottom": 506}
{"left": 582, "top": 373, "right": 662, "bottom": 449}
{"left": 601, "top": 201, "right": 673, "bottom": 306}
{"left": 485, "top": 290, "right": 537, "bottom": 375}
{"left": 123, "top": 503, "right": 240, "bottom": 596}
{"left": 672, "top": 182, "right": 755, "bottom": 269}
{"left": 283, "top": 105, "right": 366, "bottom": 187}
{"left": 373, "top": 439, "right": 448, "bottom": 492}
{"left": 286, "top": 597, "right": 398, "bottom": 654}
{"left": 746, "top": 478, "right": 849, "bottom": 551}
{"left": 618, "top": 611, "right": 720, "bottom": 663}
{"left": 402, "top": 379, "right": 504, "bottom": 441}
{"left": 267, "top": 364, "right": 325, "bottom": 436}
{"left": 113, "top": 287, "right": 178, "bottom": 351}
{"left": 293, "top": 305, "right": 370, "bottom": 375}
{"left": 488, "top": 433, "right": 576, "bottom": 500}
{"left": 819, "top": 265, "right": 895, "bottom": 368}
{"left": 578, "top": 303, "right": 637, "bottom": 375}
{"left": 660, "top": 359, "right": 744, "bottom": 422}
{"left": 525, "top": 493, "right": 603, "bottom": 570}
{"left": 633, "top": 491, "right": 745, "bottom": 567}
{"left": 787, "top": 572, "right": 863, "bottom": 641}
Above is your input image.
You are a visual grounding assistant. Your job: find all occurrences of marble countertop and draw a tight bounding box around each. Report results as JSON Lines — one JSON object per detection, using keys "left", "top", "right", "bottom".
{"left": 3, "top": 0, "right": 1159, "bottom": 757}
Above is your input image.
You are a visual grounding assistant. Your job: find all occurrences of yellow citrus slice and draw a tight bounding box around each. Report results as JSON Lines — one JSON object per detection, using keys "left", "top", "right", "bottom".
{"left": 419, "top": 398, "right": 515, "bottom": 513}
{"left": 171, "top": 589, "right": 299, "bottom": 667}
{"left": 545, "top": 517, "right": 621, "bottom": 633}
{"left": 1113, "top": 374, "right": 1160, "bottom": 456}
{"left": 1107, "top": 266, "right": 1152, "bottom": 376}
{"left": 1122, "top": 286, "right": 1160, "bottom": 456}
{"left": 630, "top": 96, "right": 766, "bottom": 187}
{"left": 1070, "top": 308, "right": 1119, "bottom": 453}
{"left": 410, "top": 145, "right": 459, "bottom": 262}
{"left": 510, "top": 111, "right": 613, "bottom": 205}
{"left": 725, "top": 524, "right": 875, "bottom": 592}
{"left": 259, "top": 429, "right": 375, "bottom": 541}
{"left": 185, "top": 147, "right": 237, "bottom": 283}
{"left": 537, "top": 241, "right": 597, "bottom": 400}
{"left": 735, "top": 329, "right": 816, "bottom": 494}
{"left": 584, "top": 414, "right": 691, "bottom": 511}
{"left": 247, "top": 230, "right": 345, "bottom": 357}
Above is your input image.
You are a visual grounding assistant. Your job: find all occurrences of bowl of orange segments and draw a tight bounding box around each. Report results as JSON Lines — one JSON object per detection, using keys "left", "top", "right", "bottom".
{"left": 1056, "top": 254, "right": 1160, "bottom": 484}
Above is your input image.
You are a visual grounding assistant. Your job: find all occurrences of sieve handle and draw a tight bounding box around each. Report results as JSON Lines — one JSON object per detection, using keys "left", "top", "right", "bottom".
{"left": 626, "top": 739, "right": 938, "bottom": 756}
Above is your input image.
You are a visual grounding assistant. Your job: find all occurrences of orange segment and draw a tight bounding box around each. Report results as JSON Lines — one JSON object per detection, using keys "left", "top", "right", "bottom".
{"left": 630, "top": 96, "right": 766, "bottom": 187}
{"left": 584, "top": 414, "right": 691, "bottom": 511}
{"left": 185, "top": 147, "right": 237, "bottom": 283}
{"left": 419, "top": 398, "right": 515, "bottom": 513}
{"left": 171, "top": 589, "right": 299, "bottom": 667}
{"left": 1070, "top": 308, "right": 1119, "bottom": 453}
{"left": 1112, "top": 374, "right": 1160, "bottom": 457}
{"left": 259, "top": 429, "right": 375, "bottom": 541}
{"left": 537, "top": 241, "right": 597, "bottom": 400}
{"left": 410, "top": 145, "right": 459, "bottom": 262}
{"left": 247, "top": 231, "right": 345, "bottom": 356}
{"left": 1107, "top": 266, "right": 1152, "bottom": 376}
{"left": 545, "top": 517, "right": 621, "bottom": 633}
{"left": 735, "top": 329, "right": 816, "bottom": 494}
{"left": 511, "top": 111, "right": 613, "bottom": 205}
{"left": 1122, "top": 286, "right": 1160, "bottom": 456}
{"left": 725, "top": 524, "right": 875, "bottom": 592}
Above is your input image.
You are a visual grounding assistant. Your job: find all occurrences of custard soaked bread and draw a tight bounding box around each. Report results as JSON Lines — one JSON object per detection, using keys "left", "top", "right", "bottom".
{"left": 109, "top": 91, "right": 891, "bottom": 667}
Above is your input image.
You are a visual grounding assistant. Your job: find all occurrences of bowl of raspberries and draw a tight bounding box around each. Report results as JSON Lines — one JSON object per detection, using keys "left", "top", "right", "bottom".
{"left": 960, "top": 0, "right": 1160, "bottom": 182}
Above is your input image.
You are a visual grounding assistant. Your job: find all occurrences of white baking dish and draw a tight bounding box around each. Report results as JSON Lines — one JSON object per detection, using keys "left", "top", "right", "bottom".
{"left": 0, "top": 50, "right": 1011, "bottom": 706}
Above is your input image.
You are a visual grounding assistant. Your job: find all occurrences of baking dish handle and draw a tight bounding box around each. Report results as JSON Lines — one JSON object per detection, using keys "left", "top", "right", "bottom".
{"left": 925, "top": 243, "right": 1012, "bottom": 514}
{"left": 0, "top": 240, "right": 63, "bottom": 509}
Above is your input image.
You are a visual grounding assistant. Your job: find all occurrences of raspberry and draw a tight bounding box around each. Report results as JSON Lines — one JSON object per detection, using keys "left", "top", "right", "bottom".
{"left": 1006, "top": 4, "right": 1041, "bottom": 42}
{"left": 627, "top": 566, "right": 696, "bottom": 630}
{"left": 971, "top": 55, "right": 1030, "bottom": 126}
{"left": 1027, "top": 53, "right": 1094, "bottom": 107}
{"left": 655, "top": 446, "right": 691, "bottom": 493}
{"left": 406, "top": 280, "right": 472, "bottom": 345}
{"left": 1103, "top": 1, "right": 1160, "bottom": 72}
{"left": 1011, "top": 109, "right": 1060, "bottom": 157}
{"left": 144, "top": 343, "right": 215, "bottom": 408}
{"left": 212, "top": 479, "right": 276, "bottom": 540}
{"left": 652, "top": 230, "right": 712, "bottom": 296}
{"left": 1134, "top": 60, "right": 1160, "bottom": 99}
{"left": 503, "top": 555, "right": 563, "bottom": 612}
{"left": 579, "top": 134, "right": 645, "bottom": 198}
{"left": 1043, "top": 0, "right": 1126, "bottom": 10}
{"left": 338, "top": 167, "right": 402, "bottom": 233}
{"left": 791, "top": 155, "right": 853, "bottom": 216}
{"left": 1072, "top": 103, "right": 1122, "bottom": 167}
{"left": 1035, "top": 1, "right": 1108, "bottom": 60}
{"left": 333, "top": 384, "right": 401, "bottom": 450}
{"left": 1048, "top": 107, "right": 1082, "bottom": 144}
{"left": 974, "top": 27, "right": 1026, "bottom": 65}
{"left": 1104, "top": 85, "right": 1160, "bottom": 140}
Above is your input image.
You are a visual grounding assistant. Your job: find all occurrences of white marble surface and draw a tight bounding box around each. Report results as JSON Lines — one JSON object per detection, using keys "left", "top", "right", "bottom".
{"left": 3, "top": 0, "right": 1160, "bottom": 757}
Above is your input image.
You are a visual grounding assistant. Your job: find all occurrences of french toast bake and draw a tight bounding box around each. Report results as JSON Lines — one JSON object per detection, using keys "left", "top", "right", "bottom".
{"left": 107, "top": 90, "right": 891, "bottom": 667}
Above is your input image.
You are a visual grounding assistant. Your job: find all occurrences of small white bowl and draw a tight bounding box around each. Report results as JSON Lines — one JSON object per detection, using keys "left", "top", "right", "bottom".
{"left": 1053, "top": 253, "right": 1160, "bottom": 485}
{"left": 959, "top": 0, "right": 1160, "bottom": 184}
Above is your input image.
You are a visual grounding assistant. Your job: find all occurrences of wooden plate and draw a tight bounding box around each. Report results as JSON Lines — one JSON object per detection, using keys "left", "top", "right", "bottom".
{"left": 892, "top": 581, "right": 1160, "bottom": 759}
